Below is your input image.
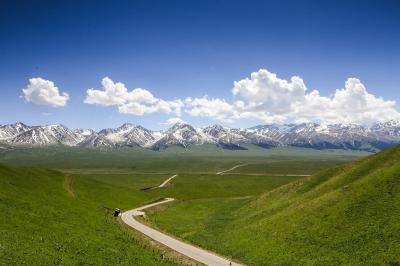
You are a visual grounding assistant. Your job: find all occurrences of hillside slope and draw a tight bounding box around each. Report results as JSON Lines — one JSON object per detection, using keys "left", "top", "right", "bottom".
{"left": 222, "top": 145, "right": 400, "bottom": 264}
{"left": 0, "top": 164, "right": 175, "bottom": 265}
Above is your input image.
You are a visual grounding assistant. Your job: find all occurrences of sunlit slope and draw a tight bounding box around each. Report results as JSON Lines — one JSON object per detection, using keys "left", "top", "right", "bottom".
{"left": 0, "top": 164, "right": 174, "bottom": 265}
{"left": 223, "top": 145, "right": 400, "bottom": 265}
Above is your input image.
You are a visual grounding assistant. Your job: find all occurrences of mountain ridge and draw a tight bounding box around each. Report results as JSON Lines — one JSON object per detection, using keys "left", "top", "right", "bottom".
{"left": 1, "top": 121, "right": 400, "bottom": 152}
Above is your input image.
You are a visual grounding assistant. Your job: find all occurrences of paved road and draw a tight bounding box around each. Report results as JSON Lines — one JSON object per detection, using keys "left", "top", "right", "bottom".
{"left": 216, "top": 164, "right": 248, "bottom": 175}
{"left": 157, "top": 174, "right": 178, "bottom": 188}
{"left": 121, "top": 198, "right": 242, "bottom": 266}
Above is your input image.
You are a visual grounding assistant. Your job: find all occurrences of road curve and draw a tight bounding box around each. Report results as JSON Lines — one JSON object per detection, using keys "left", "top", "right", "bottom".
{"left": 158, "top": 174, "right": 178, "bottom": 188}
{"left": 121, "top": 198, "right": 242, "bottom": 266}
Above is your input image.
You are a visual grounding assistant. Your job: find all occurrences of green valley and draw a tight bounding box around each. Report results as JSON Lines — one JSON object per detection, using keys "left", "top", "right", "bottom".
{"left": 1, "top": 145, "right": 398, "bottom": 265}
{"left": 146, "top": 145, "right": 400, "bottom": 265}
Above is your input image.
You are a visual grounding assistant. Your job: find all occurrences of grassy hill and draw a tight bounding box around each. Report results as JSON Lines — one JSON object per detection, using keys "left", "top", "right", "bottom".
{"left": 148, "top": 145, "right": 400, "bottom": 265}
{"left": 0, "top": 148, "right": 318, "bottom": 265}
{"left": 0, "top": 145, "right": 377, "bottom": 265}
{"left": 0, "top": 164, "right": 176, "bottom": 265}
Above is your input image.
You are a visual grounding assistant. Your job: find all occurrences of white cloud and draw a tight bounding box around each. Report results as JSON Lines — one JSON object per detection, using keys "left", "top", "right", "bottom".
{"left": 185, "top": 96, "right": 238, "bottom": 122}
{"left": 232, "top": 69, "right": 307, "bottom": 115}
{"left": 117, "top": 99, "right": 183, "bottom": 116}
{"left": 85, "top": 77, "right": 157, "bottom": 106}
{"left": 85, "top": 77, "right": 183, "bottom": 116}
{"left": 22, "top": 78, "right": 69, "bottom": 107}
{"left": 328, "top": 78, "right": 400, "bottom": 124}
{"left": 184, "top": 69, "right": 400, "bottom": 125}
{"left": 84, "top": 70, "right": 400, "bottom": 125}
{"left": 161, "top": 117, "right": 186, "bottom": 125}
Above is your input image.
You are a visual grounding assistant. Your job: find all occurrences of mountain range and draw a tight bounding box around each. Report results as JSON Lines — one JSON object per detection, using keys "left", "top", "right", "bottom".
{"left": 1, "top": 121, "right": 400, "bottom": 152}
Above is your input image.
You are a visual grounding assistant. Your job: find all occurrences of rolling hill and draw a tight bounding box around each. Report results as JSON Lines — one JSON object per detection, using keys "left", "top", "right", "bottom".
{"left": 0, "top": 164, "right": 175, "bottom": 265}
{"left": 1, "top": 139, "right": 398, "bottom": 265}
{"left": 148, "top": 145, "right": 400, "bottom": 265}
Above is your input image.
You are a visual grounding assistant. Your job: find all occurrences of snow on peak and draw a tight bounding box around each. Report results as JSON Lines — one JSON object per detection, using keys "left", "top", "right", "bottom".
{"left": 1, "top": 120, "right": 399, "bottom": 151}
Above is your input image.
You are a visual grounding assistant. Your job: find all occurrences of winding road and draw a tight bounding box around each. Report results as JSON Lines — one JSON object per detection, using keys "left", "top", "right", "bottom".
{"left": 121, "top": 198, "right": 242, "bottom": 266}
{"left": 125, "top": 164, "right": 309, "bottom": 265}
{"left": 123, "top": 167, "right": 308, "bottom": 264}
{"left": 157, "top": 174, "right": 178, "bottom": 188}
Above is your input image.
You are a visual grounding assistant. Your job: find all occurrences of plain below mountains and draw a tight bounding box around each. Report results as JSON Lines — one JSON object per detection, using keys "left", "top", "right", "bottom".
{"left": 1, "top": 121, "right": 400, "bottom": 152}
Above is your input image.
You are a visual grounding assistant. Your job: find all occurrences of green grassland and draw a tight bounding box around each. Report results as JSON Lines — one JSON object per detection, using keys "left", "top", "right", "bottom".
{"left": 0, "top": 145, "right": 368, "bottom": 171}
{"left": 0, "top": 145, "right": 375, "bottom": 265}
{"left": 0, "top": 164, "right": 178, "bottom": 265}
{"left": 146, "top": 145, "right": 400, "bottom": 265}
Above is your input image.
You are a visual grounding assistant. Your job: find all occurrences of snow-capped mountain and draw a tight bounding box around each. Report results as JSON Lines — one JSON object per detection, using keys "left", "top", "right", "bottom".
{"left": 73, "top": 128, "right": 96, "bottom": 143}
{"left": 202, "top": 125, "right": 247, "bottom": 143}
{"left": 202, "top": 125, "right": 267, "bottom": 149}
{"left": 0, "top": 122, "right": 31, "bottom": 140}
{"left": 77, "top": 133, "right": 114, "bottom": 148}
{"left": 1, "top": 121, "right": 400, "bottom": 151}
{"left": 371, "top": 120, "right": 400, "bottom": 138}
{"left": 11, "top": 124, "right": 80, "bottom": 146}
{"left": 249, "top": 123, "right": 397, "bottom": 150}
{"left": 99, "top": 123, "right": 158, "bottom": 147}
{"left": 152, "top": 122, "right": 204, "bottom": 150}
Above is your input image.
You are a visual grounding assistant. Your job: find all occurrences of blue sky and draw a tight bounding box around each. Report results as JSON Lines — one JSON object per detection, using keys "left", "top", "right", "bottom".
{"left": 1, "top": 0, "right": 399, "bottom": 130}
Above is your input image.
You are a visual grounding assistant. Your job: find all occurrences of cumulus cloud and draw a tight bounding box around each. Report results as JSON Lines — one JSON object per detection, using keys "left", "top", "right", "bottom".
{"left": 85, "top": 77, "right": 183, "bottom": 116}
{"left": 185, "top": 96, "right": 238, "bottom": 122}
{"left": 184, "top": 69, "right": 400, "bottom": 125}
{"left": 232, "top": 69, "right": 307, "bottom": 115}
{"left": 85, "top": 77, "right": 157, "bottom": 106}
{"left": 328, "top": 78, "right": 400, "bottom": 124}
{"left": 22, "top": 78, "right": 69, "bottom": 107}
{"left": 161, "top": 117, "right": 186, "bottom": 125}
{"left": 118, "top": 99, "right": 183, "bottom": 116}
{"left": 84, "top": 70, "right": 400, "bottom": 125}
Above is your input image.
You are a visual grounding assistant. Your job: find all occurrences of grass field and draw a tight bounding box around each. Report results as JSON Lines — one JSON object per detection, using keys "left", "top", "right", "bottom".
{"left": 0, "top": 164, "right": 177, "bottom": 265}
{"left": 0, "top": 145, "right": 368, "bottom": 170}
{"left": 146, "top": 145, "right": 400, "bottom": 265}
{"left": 0, "top": 145, "right": 374, "bottom": 265}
